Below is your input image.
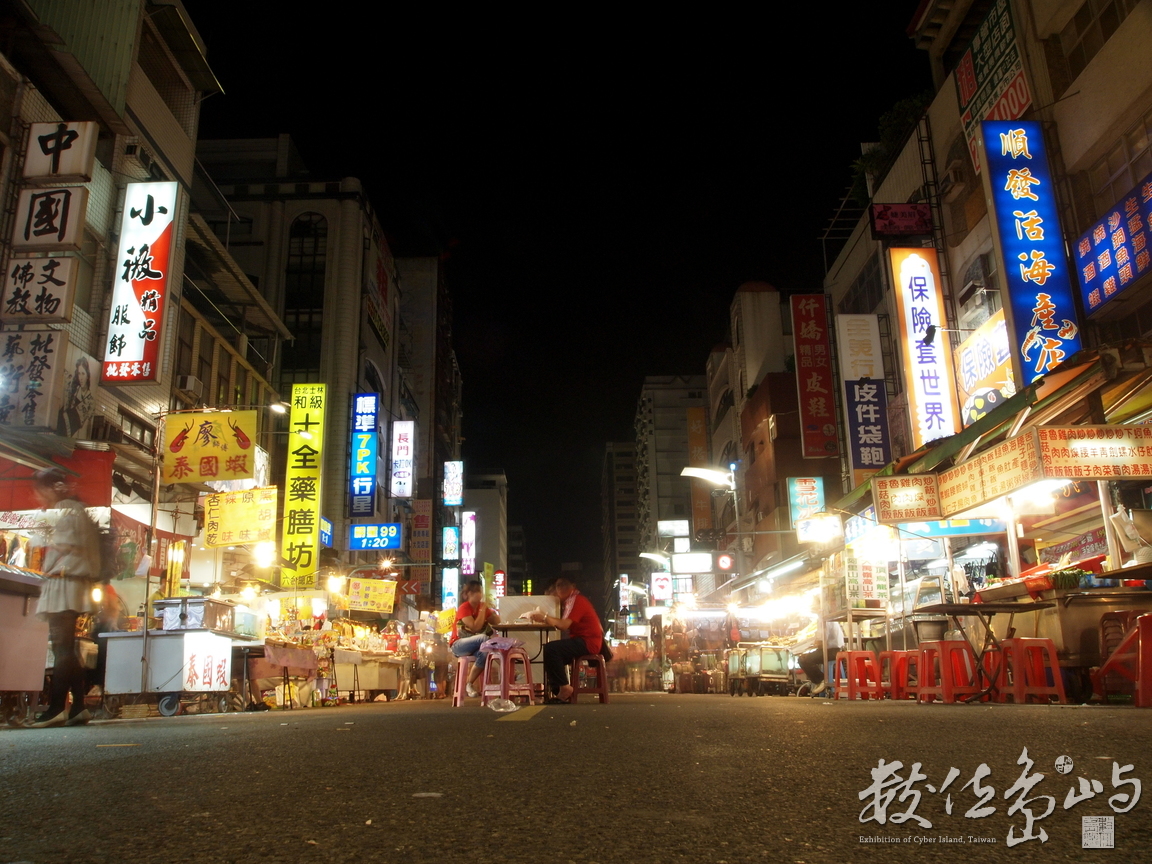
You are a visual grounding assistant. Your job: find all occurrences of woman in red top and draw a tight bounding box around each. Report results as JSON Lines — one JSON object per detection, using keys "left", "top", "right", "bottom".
{"left": 531, "top": 577, "right": 603, "bottom": 703}
{"left": 450, "top": 580, "right": 500, "bottom": 698}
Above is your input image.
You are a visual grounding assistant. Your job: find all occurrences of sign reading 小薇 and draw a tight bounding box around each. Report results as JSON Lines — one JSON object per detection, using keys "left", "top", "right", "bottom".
{"left": 349, "top": 393, "right": 378, "bottom": 516}
{"left": 161, "top": 411, "right": 258, "bottom": 484}
{"left": 790, "top": 295, "right": 839, "bottom": 458}
{"left": 1075, "top": 168, "right": 1152, "bottom": 315}
{"left": 980, "top": 121, "right": 1082, "bottom": 385}
{"left": 102, "top": 182, "right": 178, "bottom": 383}
{"left": 835, "top": 314, "right": 891, "bottom": 488}
{"left": 281, "top": 384, "right": 326, "bottom": 588}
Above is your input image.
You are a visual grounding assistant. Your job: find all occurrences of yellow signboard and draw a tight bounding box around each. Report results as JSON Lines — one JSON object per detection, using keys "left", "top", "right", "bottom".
{"left": 347, "top": 578, "right": 397, "bottom": 614}
{"left": 204, "top": 486, "right": 278, "bottom": 548}
{"left": 162, "top": 411, "right": 257, "bottom": 483}
{"left": 281, "top": 384, "right": 326, "bottom": 589}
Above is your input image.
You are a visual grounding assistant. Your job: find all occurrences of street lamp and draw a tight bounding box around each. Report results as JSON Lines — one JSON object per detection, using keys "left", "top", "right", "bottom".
{"left": 680, "top": 463, "right": 742, "bottom": 555}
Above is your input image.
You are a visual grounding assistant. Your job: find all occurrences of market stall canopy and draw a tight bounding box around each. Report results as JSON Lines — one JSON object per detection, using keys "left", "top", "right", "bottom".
{"left": 0, "top": 447, "right": 114, "bottom": 509}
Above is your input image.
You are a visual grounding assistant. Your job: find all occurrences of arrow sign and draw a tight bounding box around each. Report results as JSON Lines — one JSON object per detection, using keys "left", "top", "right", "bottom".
{"left": 400, "top": 580, "right": 422, "bottom": 595}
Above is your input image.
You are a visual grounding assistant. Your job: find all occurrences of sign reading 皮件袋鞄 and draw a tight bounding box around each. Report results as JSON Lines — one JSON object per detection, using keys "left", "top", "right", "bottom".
{"left": 102, "top": 182, "right": 179, "bottom": 384}
{"left": 349, "top": 393, "right": 379, "bottom": 516}
{"left": 282, "top": 384, "right": 326, "bottom": 588}
{"left": 980, "top": 121, "right": 1082, "bottom": 385}
{"left": 835, "top": 314, "right": 891, "bottom": 488}
{"left": 1075, "top": 169, "right": 1152, "bottom": 315}
{"left": 790, "top": 295, "right": 839, "bottom": 459}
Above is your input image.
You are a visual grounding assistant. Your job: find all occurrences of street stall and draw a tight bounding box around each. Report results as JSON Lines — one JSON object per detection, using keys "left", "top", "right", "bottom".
{"left": 0, "top": 562, "right": 48, "bottom": 723}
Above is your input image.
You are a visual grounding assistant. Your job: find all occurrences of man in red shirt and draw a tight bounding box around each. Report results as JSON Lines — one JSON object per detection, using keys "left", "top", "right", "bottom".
{"left": 530, "top": 577, "right": 603, "bottom": 703}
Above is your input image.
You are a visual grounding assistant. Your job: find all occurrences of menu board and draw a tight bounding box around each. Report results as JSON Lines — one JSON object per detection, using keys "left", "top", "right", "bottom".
{"left": 1075, "top": 170, "right": 1152, "bottom": 315}
{"left": 1037, "top": 425, "right": 1152, "bottom": 480}
{"left": 347, "top": 579, "right": 397, "bottom": 614}
{"left": 872, "top": 474, "right": 942, "bottom": 524}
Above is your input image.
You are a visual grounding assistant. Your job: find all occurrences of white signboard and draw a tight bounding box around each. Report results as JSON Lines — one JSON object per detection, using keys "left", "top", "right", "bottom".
{"left": 461, "top": 511, "right": 477, "bottom": 576}
{"left": 0, "top": 330, "right": 64, "bottom": 427}
{"left": 651, "top": 572, "right": 673, "bottom": 601}
{"left": 1, "top": 256, "right": 77, "bottom": 324}
{"left": 671, "top": 552, "right": 712, "bottom": 574}
{"left": 12, "top": 186, "right": 88, "bottom": 252}
{"left": 389, "top": 420, "right": 415, "bottom": 498}
{"left": 443, "top": 459, "right": 464, "bottom": 506}
{"left": 23, "top": 121, "right": 98, "bottom": 183}
{"left": 181, "top": 630, "right": 232, "bottom": 693}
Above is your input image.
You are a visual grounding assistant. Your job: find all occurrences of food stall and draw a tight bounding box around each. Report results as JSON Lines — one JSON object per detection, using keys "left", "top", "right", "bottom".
{"left": 0, "top": 562, "right": 48, "bottom": 723}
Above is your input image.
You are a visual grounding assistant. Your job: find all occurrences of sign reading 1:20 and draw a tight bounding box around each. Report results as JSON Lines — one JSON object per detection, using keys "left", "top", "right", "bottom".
{"left": 348, "top": 523, "right": 403, "bottom": 550}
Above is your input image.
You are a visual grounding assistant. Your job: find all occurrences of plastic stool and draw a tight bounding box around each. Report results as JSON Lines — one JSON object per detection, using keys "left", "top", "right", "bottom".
{"left": 481, "top": 647, "right": 536, "bottom": 706}
{"left": 567, "top": 654, "right": 610, "bottom": 704}
{"left": 833, "top": 650, "right": 882, "bottom": 700}
{"left": 878, "top": 650, "right": 917, "bottom": 700}
{"left": 1000, "top": 637, "right": 1067, "bottom": 704}
{"left": 451, "top": 655, "right": 475, "bottom": 707}
{"left": 917, "top": 641, "right": 984, "bottom": 703}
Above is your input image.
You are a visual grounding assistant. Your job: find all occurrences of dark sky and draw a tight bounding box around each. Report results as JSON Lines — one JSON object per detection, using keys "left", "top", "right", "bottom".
{"left": 192, "top": 5, "right": 934, "bottom": 579}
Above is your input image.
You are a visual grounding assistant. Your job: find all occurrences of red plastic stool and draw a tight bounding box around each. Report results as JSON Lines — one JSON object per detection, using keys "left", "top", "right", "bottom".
{"left": 878, "top": 650, "right": 918, "bottom": 700}
{"left": 481, "top": 647, "right": 536, "bottom": 706}
{"left": 567, "top": 654, "right": 610, "bottom": 704}
{"left": 833, "top": 650, "right": 882, "bottom": 700}
{"left": 452, "top": 655, "right": 475, "bottom": 707}
{"left": 1000, "top": 637, "right": 1066, "bottom": 704}
{"left": 917, "top": 641, "right": 984, "bottom": 703}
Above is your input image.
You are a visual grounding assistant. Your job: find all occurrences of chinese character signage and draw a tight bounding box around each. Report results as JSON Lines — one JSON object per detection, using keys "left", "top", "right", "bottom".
{"left": 442, "top": 525, "right": 460, "bottom": 560}
{"left": 161, "top": 411, "right": 257, "bottom": 483}
{"left": 835, "top": 314, "right": 891, "bottom": 488}
{"left": 23, "top": 121, "right": 98, "bottom": 183}
{"left": 319, "top": 516, "right": 332, "bottom": 548}
{"left": 954, "top": 308, "right": 1015, "bottom": 427}
{"left": 11, "top": 186, "right": 88, "bottom": 252}
{"left": 872, "top": 475, "right": 943, "bottom": 524}
{"left": 1, "top": 257, "right": 77, "bottom": 324}
{"left": 981, "top": 121, "right": 1082, "bottom": 384}
{"left": 347, "top": 578, "right": 397, "bottom": 614}
{"left": 181, "top": 631, "right": 232, "bottom": 693}
{"left": 890, "top": 248, "right": 961, "bottom": 449}
{"left": 0, "top": 331, "right": 63, "bottom": 427}
{"left": 790, "top": 294, "right": 839, "bottom": 458}
{"left": 786, "top": 477, "right": 824, "bottom": 528}
{"left": 349, "top": 393, "right": 378, "bottom": 516}
{"left": 281, "top": 383, "right": 326, "bottom": 588}
{"left": 844, "top": 550, "right": 889, "bottom": 609}
{"left": 1036, "top": 426, "right": 1152, "bottom": 480}
{"left": 686, "top": 406, "right": 714, "bottom": 532}
{"left": 348, "top": 523, "right": 402, "bottom": 550}
{"left": 869, "top": 203, "right": 932, "bottom": 238}
{"left": 441, "top": 567, "right": 460, "bottom": 609}
{"left": 443, "top": 460, "right": 463, "bottom": 506}
{"left": 204, "top": 487, "right": 277, "bottom": 548}
{"left": 390, "top": 420, "right": 414, "bottom": 498}
{"left": 102, "top": 182, "right": 178, "bottom": 383}
{"left": 954, "top": 0, "right": 1031, "bottom": 172}
{"left": 1075, "top": 168, "right": 1152, "bottom": 315}
{"left": 461, "top": 511, "right": 477, "bottom": 576}
{"left": 411, "top": 499, "right": 432, "bottom": 562}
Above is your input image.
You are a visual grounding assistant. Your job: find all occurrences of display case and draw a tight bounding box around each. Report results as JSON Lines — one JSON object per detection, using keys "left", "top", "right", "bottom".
{"left": 154, "top": 596, "right": 236, "bottom": 633}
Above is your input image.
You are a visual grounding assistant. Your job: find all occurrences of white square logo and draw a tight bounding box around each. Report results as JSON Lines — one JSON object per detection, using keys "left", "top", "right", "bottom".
{"left": 1082, "top": 815, "right": 1114, "bottom": 849}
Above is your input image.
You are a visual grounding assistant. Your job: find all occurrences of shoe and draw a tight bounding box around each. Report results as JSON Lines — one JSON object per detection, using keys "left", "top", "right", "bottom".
{"left": 811, "top": 681, "right": 827, "bottom": 695}
{"left": 466, "top": 683, "right": 480, "bottom": 698}
{"left": 30, "top": 710, "right": 67, "bottom": 728}
{"left": 544, "top": 696, "right": 568, "bottom": 705}
{"left": 65, "top": 709, "right": 92, "bottom": 727}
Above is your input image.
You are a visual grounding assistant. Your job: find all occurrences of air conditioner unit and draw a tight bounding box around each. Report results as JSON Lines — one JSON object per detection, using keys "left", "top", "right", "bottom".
{"left": 125, "top": 142, "right": 154, "bottom": 172}
{"left": 940, "top": 160, "right": 967, "bottom": 203}
{"left": 175, "top": 376, "right": 203, "bottom": 398}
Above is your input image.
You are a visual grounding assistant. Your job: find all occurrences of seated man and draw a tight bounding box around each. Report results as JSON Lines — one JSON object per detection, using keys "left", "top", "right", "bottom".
{"left": 797, "top": 618, "right": 845, "bottom": 695}
{"left": 530, "top": 577, "right": 603, "bottom": 703}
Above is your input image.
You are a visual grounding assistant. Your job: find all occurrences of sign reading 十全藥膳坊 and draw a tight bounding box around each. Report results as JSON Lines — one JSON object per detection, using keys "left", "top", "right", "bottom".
{"left": 102, "top": 181, "right": 179, "bottom": 384}
{"left": 980, "top": 121, "right": 1081, "bottom": 385}
{"left": 349, "top": 393, "right": 378, "bottom": 516}
{"left": 835, "top": 315, "right": 891, "bottom": 488}
{"left": 790, "top": 295, "right": 839, "bottom": 459}
{"left": 282, "top": 384, "right": 326, "bottom": 588}
{"left": 1075, "top": 168, "right": 1152, "bottom": 315}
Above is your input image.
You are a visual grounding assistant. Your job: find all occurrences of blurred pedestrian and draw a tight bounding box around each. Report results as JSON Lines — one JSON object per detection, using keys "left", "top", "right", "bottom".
{"left": 30, "top": 467, "right": 101, "bottom": 727}
{"left": 797, "top": 618, "right": 845, "bottom": 695}
{"left": 529, "top": 577, "right": 603, "bottom": 703}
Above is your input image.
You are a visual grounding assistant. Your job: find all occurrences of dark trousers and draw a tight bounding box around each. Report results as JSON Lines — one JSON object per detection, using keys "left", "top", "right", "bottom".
{"left": 798, "top": 647, "right": 832, "bottom": 687}
{"left": 542, "top": 636, "right": 588, "bottom": 695}
{"left": 47, "top": 611, "right": 85, "bottom": 716}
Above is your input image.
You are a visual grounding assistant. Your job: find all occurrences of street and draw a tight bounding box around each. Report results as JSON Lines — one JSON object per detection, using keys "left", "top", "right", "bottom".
{"left": 2, "top": 694, "right": 1148, "bottom": 864}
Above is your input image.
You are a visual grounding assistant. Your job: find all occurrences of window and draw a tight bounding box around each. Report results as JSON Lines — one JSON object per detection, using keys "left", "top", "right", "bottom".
{"left": 282, "top": 214, "right": 327, "bottom": 383}
{"left": 175, "top": 310, "right": 194, "bottom": 378}
{"left": 118, "top": 408, "right": 155, "bottom": 449}
{"left": 838, "top": 253, "right": 884, "bottom": 315}
{"left": 1087, "top": 103, "right": 1152, "bottom": 219}
{"left": 1058, "top": 0, "right": 1139, "bottom": 85}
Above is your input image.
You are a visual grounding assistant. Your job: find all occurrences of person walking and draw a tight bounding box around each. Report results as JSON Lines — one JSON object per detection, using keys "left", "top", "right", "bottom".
{"left": 30, "top": 467, "right": 101, "bottom": 728}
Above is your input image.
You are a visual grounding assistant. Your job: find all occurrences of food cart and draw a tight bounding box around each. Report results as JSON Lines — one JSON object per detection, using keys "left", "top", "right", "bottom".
{"left": 726, "top": 642, "right": 801, "bottom": 696}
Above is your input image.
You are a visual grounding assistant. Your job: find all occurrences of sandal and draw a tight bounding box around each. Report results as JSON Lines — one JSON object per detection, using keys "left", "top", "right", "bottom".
{"left": 544, "top": 697, "right": 568, "bottom": 705}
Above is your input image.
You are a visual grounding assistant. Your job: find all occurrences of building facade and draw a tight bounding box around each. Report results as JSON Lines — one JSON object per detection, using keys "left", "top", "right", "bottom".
{"left": 600, "top": 441, "right": 641, "bottom": 615}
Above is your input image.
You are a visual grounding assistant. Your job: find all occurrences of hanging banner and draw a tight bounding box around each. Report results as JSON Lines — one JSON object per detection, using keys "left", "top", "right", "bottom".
{"left": 281, "top": 384, "right": 326, "bottom": 588}
{"left": 161, "top": 411, "right": 257, "bottom": 483}
{"left": 0, "top": 330, "right": 64, "bottom": 427}
{"left": 1036, "top": 426, "right": 1152, "bottom": 480}
{"left": 1075, "top": 168, "right": 1152, "bottom": 315}
{"left": 686, "top": 406, "right": 714, "bottom": 533}
{"left": 835, "top": 314, "right": 891, "bottom": 487}
{"left": 889, "top": 247, "right": 961, "bottom": 449}
{"left": 349, "top": 393, "right": 379, "bottom": 516}
{"left": 102, "top": 181, "right": 178, "bottom": 383}
{"left": 953, "top": 308, "right": 1015, "bottom": 427}
{"left": 980, "top": 121, "right": 1082, "bottom": 385}
{"left": 790, "top": 294, "right": 839, "bottom": 458}
{"left": 204, "top": 486, "right": 278, "bottom": 548}
{"left": 347, "top": 578, "right": 397, "bottom": 614}
{"left": 1, "top": 256, "right": 78, "bottom": 324}
{"left": 411, "top": 499, "right": 432, "bottom": 562}
{"left": 389, "top": 420, "right": 414, "bottom": 498}
{"left": 443, "top": 460, "right": 463, "bottom": 506}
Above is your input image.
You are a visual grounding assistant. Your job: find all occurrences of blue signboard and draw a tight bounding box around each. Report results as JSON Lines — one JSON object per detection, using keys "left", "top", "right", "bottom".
{"left": 1075, "top": 169, "right": 1152, "bottom": 315}
{"left": 843, "top": 379, "right": 891, "bottom": 476}
{"left": 981, "top": 120, "right": 1082, "bottom": 383}
{"left": 349, "top": 393, "right": 379, "bottom": 516}
{"left": 897, "top": 518, "right": 1006, "bottom": 538}
{"left": 442, "top": 525, "right": 460, "bottom": 561}
{"left": 348, "top": 522, "right": 402, "bottom": 551}
{"left": 319, "top": 516, "right": 333, "bottom": 548}
{"left": 786, "top": 477, "right": 824, "bottom": 528}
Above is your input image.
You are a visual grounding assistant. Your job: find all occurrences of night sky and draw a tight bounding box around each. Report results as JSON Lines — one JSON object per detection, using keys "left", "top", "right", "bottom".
{"left": 192, "top": 5, "right": 934, "bottom": 581}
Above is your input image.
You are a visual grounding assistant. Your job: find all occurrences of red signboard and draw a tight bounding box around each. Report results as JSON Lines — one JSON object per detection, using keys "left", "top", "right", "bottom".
{"left": 790, "top": 295, "right": 840, "bottom": 459}
{"left": 870, "top": 203, "right": 933, "bottom": 238}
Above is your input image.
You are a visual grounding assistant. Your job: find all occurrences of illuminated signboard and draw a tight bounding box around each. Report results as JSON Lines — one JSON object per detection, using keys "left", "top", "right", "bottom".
{"left": 954, "top": 308, "right": 1015, "bottom": 427}
{"left": 835, "top": 315, "right": 891, "bottom": 488}
{"left": 790, "top": 294, "right": 839, "bottom": 458}
{"left": 319, "top": 516, "right": 333, "bottom": 548}
{"left": 348, "top": 523, "right": 403, "bottom": 551}
{"left": 493, "top": 569, "right": 506, "bottom": 598}
{"left": 461, "top": 511, "right": 477, "bottom": 576}
{"left": 204, "top": 486, "right": 277, "bottom": 548}
{"left": 980, "top": 120, "right": 1082, "bottom": 384}
{"left": 161, "top": 411, "right": 258, "bottom": 484}
{"left": 442, "top": 567, "right": 460, "bottom": 609}
{"left": 671, "top": 553, "right": 712, "bottom": 574}
{"left": 686, "top": 407, "right": 714, "bottom": 532}
{"left": 787, "top": 477, "right": 825, "bottom": 528}
{"left": 390, "top": 420, "right": 414, "bottom": 498}
{"left": 102, "top": 181, "right": 178, "bottom": 383}
{"left": 411, "top": 499, "right": 432, "bottom": 562}
{"left": 651, "top": 572, "right": 673, "bottom": 601}
{"left": 443, "top": 460, "right": 464, "bottom": 506}
{"left": 349, "top": 393, "right": 378, "bottom": 516}
{"left": 442, "top": 525, "right": 460, "bottom": 560}
{"left": 1075, "top": 168, "right": 1152, "bottom": 315}
{"left": 890, "top": 247, "right": 961, "bottom": 449}
{"left": 281, "top": 383, "right": 326, "bottom": 588}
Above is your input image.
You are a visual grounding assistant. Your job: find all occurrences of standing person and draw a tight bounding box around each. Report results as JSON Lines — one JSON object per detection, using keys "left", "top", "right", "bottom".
{"left": 30, "top": 467, "right": 101, "bottom": 728}
{"left": 450, "top": 580, "right": 499, "bottom": 698}
{"left": 796, "top": 618, "right": 845, "bottom": 696}
{"left": 530, "top": 577, "right": 603, "bottom": 704}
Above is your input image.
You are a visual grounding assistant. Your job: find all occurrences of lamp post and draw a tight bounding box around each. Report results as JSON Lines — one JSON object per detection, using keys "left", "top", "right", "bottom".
{"left": 680, "top": 464, "right": 742, "bottom": 576}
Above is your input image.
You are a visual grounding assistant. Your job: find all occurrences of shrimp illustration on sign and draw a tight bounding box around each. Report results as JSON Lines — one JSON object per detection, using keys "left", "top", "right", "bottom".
{"left": 228, "top": 417, "right": 252, "bottom": 449}
{"left": 169, "top": 422, "right": 193, "bottom": 452}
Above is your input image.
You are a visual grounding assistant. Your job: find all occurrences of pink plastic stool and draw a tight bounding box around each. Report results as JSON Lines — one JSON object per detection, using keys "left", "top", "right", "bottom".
{"left": 481, "top": 647, "right": 536, "bottom": 706}
{"left": 452, "top": 655, "right": 475, "bottom": 707}
{"left": 566, "top": 655, "right": 610, "bottom": 704}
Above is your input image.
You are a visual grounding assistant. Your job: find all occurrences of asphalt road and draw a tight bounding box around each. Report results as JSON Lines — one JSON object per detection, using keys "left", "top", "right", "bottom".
{"left": 1, "top": 693, "right": 1149, "bottom": 864}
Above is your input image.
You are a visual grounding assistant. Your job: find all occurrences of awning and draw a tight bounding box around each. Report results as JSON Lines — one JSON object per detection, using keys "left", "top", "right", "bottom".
{"left": 0, "top": 447, "right": 115, "bottom": 510}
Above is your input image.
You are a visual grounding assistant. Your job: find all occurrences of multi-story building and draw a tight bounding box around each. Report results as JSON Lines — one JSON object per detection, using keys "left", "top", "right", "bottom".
{"left": 464, "top": 472, "right": 508, "bottom": 577}
{"left": 600, "top": 442, "right": 641, "bottom": 615}
{"left": 507, "top": 524, "right": 529, "bottom": 594}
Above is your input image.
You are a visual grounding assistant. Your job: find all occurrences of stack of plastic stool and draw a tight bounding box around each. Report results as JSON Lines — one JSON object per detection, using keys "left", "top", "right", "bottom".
{"left": 833, "top": 650, "right": 882, "bottom": 700}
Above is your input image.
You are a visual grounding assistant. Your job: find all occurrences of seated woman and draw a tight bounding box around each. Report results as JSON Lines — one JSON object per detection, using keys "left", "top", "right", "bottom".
{"left": 450, "top": 580, "right": 500, "bottom": 698}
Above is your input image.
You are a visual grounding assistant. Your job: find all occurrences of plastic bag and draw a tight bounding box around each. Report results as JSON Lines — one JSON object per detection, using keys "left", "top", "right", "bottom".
{"left": 478, "top": 636, "right": 524, "bottom": 653}
{"left": 488, "top": 698, "right": 519, "bottom": 713}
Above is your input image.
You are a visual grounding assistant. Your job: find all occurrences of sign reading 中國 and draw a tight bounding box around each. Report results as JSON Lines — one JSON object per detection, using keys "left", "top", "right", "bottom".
{"left": 348, "top": 523, "right": 403, "bottom": 551}
{"left": 443, "top": 460, "right": 463, "bottom": 506}
{"left": 349, "top": 393, "right": 379, "bottom": 516}
{"left": 981, "top": 121, "right": 1082, "bottom": 384}
{"left": 1075, "top": 168, "right": 1152, "bottom": 315}
{"left": 786, "top": 477, "right": 824, "bottom": 528}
